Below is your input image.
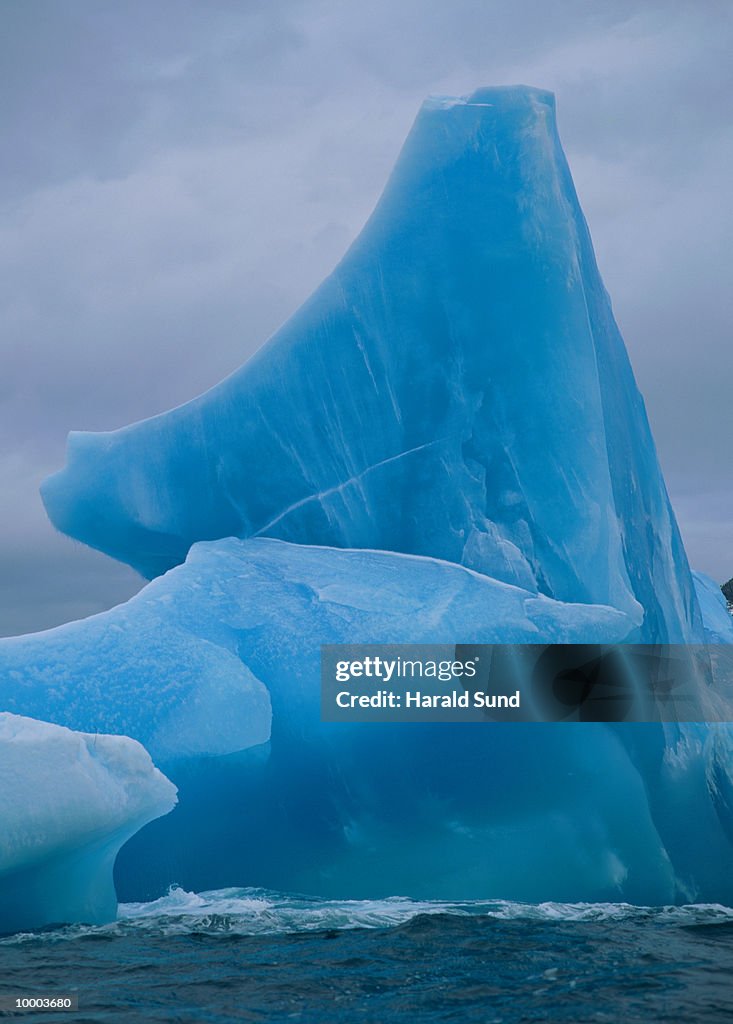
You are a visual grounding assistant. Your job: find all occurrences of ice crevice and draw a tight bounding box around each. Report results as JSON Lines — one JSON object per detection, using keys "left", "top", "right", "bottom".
{"left": 254, "top": 438, "right": 451, "bottom": 537}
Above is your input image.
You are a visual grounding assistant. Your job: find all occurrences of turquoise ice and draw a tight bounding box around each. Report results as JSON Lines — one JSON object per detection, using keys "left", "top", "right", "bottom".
{"left": 1, "top": 538, "right": 731, "bottom": 904}
{"left": 0, "top": 538, "right": 636, "bottom": 760}
{"left": 42, "top": 87, "right": 701, "bottom": 643}
{"left": 1, "top": 87, "right": 731, "bottom": 918}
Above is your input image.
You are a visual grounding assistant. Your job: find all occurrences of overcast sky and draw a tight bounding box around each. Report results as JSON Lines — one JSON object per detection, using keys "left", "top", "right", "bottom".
{"left": 1, "top": 0, "right": 731, "bottom": 636}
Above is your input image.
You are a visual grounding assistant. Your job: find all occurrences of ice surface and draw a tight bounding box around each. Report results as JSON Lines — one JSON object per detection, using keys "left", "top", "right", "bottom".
{"left": 41, "top": 86, "right": 701, "bottom": 643}
{"left": 0, "top": 538, "right": 635, "bottom": 761}
{"left": 0, "top": 713, "right": 175, "bottom": 933}
{"left": 1, "top": 539, "right": 731, "bottom": 905}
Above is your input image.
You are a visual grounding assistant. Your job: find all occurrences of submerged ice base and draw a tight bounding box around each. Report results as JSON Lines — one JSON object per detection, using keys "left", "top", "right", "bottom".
{"left": 0, "top": 714, "right": 175, "bottom": 933}
{"left": 0, "top": 539, "right": 731, "bottom": 905}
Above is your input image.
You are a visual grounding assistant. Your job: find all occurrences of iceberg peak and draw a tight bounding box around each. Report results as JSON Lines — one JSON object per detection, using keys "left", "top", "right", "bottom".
{"left": 41, "top": 85, "right": 700, "bottom": 642}
{"left": 426, "top": 84, "right": 555, "bottom": 109}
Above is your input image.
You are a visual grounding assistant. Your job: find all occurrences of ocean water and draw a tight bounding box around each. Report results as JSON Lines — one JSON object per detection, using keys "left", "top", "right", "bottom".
{"left": 2, "top": 890, "right": 733, "bottom": 1023}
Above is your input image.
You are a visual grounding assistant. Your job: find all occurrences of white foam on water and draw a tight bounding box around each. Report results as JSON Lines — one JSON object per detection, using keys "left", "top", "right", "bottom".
{"left": 3, "top": 887, "right": 733, "bottom": 945}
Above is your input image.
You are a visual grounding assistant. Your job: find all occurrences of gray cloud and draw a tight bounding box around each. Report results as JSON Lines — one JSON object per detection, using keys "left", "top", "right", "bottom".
{"left": 1, "top": 0, "right": 731, "bottom": 635}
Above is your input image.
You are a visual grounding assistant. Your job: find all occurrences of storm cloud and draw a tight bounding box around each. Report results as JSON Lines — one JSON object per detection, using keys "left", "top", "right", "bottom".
{"left": 1, "top": 0, "right": 731, "bottom": 634}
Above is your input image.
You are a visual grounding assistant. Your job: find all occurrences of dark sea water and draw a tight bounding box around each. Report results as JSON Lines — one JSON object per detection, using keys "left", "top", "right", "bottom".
{"left": 2, "top": 890, "right": 733, "bottom": 1023}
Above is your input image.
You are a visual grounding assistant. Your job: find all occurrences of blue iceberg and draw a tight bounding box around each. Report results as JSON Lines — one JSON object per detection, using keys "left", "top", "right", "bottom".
{"left": 41, "top": 87, "right": 701, "bottom": 644}
{"left": 0, "top": 713, "right": 175, "bottom": 933}
{"left": 1, "top": 86, "right": 731, "bottom": 917}
{"left": 1, "top": 539, "right": 731, "bottom": 905}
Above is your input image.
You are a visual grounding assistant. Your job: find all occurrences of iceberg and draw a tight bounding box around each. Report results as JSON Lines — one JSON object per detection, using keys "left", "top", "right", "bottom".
{"left": 0, "top": 713, "right": 175, "bottom": 933}
{"left": 1, "top": 86, "right": 731, "bottom": 914}
{"left": 41, "top": 86, "right": 701, "bottom": 644}
{"left": 1, "top": 539, "right": 731, "bottom": 905}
